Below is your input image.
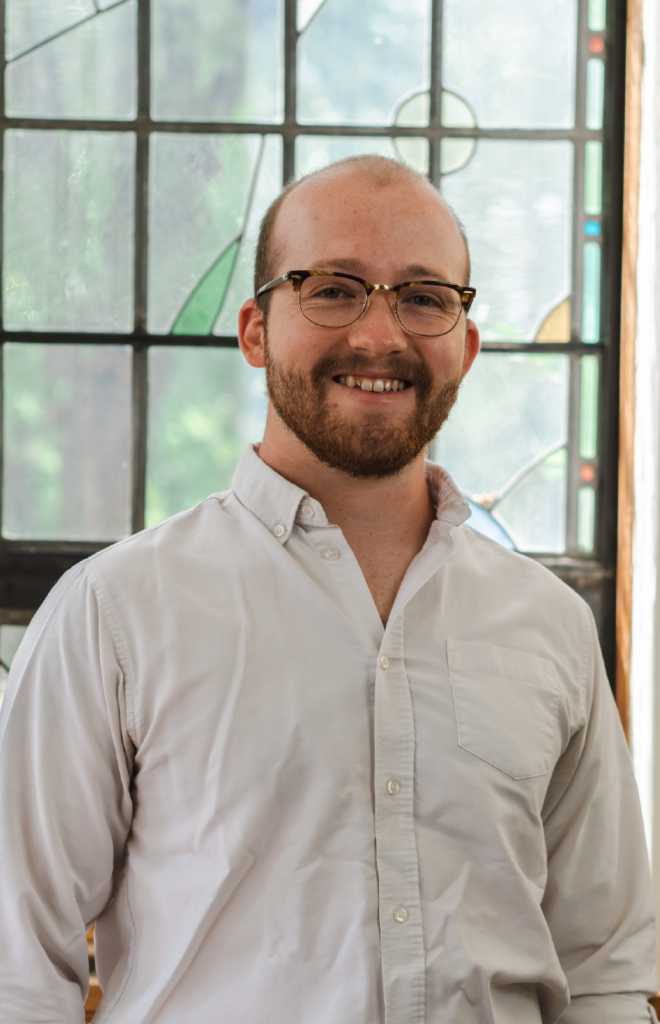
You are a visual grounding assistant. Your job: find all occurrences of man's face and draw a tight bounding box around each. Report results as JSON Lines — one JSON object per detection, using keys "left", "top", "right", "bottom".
{"left": 244, "top": 169, "right": 479, "bottom": 478}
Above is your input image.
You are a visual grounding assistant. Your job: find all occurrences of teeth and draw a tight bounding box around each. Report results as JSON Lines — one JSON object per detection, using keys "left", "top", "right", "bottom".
{"left": 338, "top": 375, "right": 407, "bottom": 391}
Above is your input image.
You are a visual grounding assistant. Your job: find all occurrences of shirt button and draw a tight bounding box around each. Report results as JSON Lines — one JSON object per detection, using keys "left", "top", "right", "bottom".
{"left": 302, "top": 503, "right": 315, "bottom": 518}
{"left": 273, "top": 524, "right": 286, "bottom": 538}
{"left": 386, "top": 778, "right": 400, "bottom": 795}
{"left": 322, "top": 547, "right": 339, "bottom": 561}
{"left": 393, "top": 906, "right": 409, "bottom": 924}
{"left": 380, "top": 655, "right": 389, "bottom": 669}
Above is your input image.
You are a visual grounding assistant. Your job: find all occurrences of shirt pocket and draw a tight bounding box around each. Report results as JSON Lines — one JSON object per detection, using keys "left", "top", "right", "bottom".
{"left": 447, "top": 639, "right": 560, "bottom": 780}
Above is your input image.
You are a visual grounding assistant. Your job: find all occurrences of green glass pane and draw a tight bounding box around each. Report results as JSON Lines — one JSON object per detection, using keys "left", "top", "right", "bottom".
{"left": 588, "top": 0, "right": 606, "bottom": 32}
{"left": 435, "top": 352, "right": 570, "bottom": 553}
{"left": 585, "top": 59, "right": 604, "bottom": 131}
{"left": 214, "top": 134, "right": 282, "bottom": 335}
{"left": 442, "top": 0, "right": 577, "bottom": 129}
{"left": 582, "top": 241, "right": 601, "bottom": 341}
{"left": 148, "top": 133, "right": 262, "bottom": 334}
{"left": 579, "top": 355, "right": 599, "bottom": 458}
{"left": 584, "top": 140, "right": 602, "bottom": 215}
{"left": 172, "top": 239, "right": 240, "bottom": 335}
{"left": 146, "top": 347, "right": 266, "bottom": 526}
{"left": 297, "top": 0, "right": 430, "bottom": 126}
{"left": 5, "top": 1, "right": 137, "bottom": 119}
{"left": 5, "top": 0, "right": 93, "bottom": 60}
{"left": 577, "top": 486, "right": 596, "bottom": 553}
{"left": 2, "top": 343, "right": 132, "bottom": 540}
{"left": 152, "top": 0, "right": 283, "bottom": 123}
{"left": 3, "top": 129, "right": 135, "bottom": 331}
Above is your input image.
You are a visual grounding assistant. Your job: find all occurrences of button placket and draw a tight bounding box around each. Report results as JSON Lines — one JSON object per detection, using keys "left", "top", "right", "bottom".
{"left": 373, "top": 618, "right": 426, "bottom": 1024}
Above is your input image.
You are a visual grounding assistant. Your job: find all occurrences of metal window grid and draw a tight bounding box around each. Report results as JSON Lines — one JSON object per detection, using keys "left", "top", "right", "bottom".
{"left": 0, "top": 0, "right": 627, "bottom": 681}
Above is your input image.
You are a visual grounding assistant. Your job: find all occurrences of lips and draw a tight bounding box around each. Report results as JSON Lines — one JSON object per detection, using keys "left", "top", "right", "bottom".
{"left": 335, "top": 375, "right": 410, "bottom": 392}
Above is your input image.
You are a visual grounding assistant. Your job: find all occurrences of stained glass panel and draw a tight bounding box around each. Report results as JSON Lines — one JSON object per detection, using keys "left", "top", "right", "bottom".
{"left": 2, "top": 343, "right": 132, "bottom": 540}
{"left": 148, "top": 133, "right": 263, "bottom": 334}
{"left": 435, "top": 352, "right": 570, "bottom": 552}
{"left": 151, "top": 0, "right": 283, "bottom": 123}
{"left": 146, "top": 348, "right": 266, "bottom": 526}
{"left": 3, "top": 130, "right": 135, "bottom": 332}
{"left": 297, "top": 0, "right": 431, "bottom": 126}
{"left": 5, "top": 0, "right": 94, "bottom": 60}
{"left": 442, "top": 0, "right": 577, "bottom": 129}
{"left": 5, "top": 1, "right": 137, "bottom": 119}
{"left": 441, "top": 140, "right": 573, "bottom": 341}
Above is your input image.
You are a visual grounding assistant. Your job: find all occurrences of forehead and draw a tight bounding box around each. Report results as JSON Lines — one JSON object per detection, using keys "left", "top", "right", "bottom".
{"left": 272, "top": 170, "right": 467, "bottom": 281}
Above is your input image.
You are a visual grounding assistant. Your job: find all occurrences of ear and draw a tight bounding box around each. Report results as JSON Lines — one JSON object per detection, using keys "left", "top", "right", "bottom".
{"left": 238, "top": 298, "right": 266, "bottom": 368}
{"left": 461, "top": 319, "right": 480, "bottom": 378}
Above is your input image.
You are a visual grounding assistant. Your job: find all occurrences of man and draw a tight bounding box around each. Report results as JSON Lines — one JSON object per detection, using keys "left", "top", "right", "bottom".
{"left": 0, "top": 155, "right": 656, "bottom": 1023}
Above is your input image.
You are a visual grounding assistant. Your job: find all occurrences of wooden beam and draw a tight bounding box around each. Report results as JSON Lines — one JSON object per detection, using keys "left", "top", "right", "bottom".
{"left": 616, "top": 0, "right": 645, "bottom": 742}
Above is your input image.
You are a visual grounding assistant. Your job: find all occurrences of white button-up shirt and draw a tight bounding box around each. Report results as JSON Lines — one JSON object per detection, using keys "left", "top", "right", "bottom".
{"left": 0, "top": 446, "right": 656, "bottom": 1023}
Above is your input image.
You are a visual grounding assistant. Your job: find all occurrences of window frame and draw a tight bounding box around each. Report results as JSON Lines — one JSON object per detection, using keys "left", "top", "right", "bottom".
{"left": 0, "top": 0, "right": 627, "bottom": 684}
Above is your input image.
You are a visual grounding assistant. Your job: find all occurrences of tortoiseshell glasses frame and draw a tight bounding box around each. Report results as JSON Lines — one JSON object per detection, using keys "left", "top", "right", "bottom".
{"left": 256, "top": 270, "right": 477, "bottom": 338}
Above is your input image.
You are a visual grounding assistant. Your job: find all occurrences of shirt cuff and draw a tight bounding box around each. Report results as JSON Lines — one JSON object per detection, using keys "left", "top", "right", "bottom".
{"left": 558, "top": 993, "right": 659, "bottom": 1023}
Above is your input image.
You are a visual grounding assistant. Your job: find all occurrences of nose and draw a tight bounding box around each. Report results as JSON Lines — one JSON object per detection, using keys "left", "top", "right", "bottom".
{"left": 346, "top": 290, "right": 409, "bottom": 355}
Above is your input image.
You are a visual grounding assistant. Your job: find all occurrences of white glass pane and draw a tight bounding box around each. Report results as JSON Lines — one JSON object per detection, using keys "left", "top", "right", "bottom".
{"left": 3, "top": 344, "right": 132, "bottom": 541}
{"left": 442, "top": 140, "right": 573, "bottom": 341}
{"left": 152, "top": 0, "right": 283, "bottom": 123}
{"left": 6, "top": 1, "right": 137, "bottom": 119}
{"left": 6, "top": 0, "right": 94, "bottom": 60}
{"left": 297, "top": 0, "right": 431, "bottom": 125}
{"left": 146, "top": 348, "right": 266, "bottom": 526}
{"left": 495, "top": 450, "right": 567, "bottom": 553}
{"left": 435, "top": 353, "right": 570, "bottom": 553}
{"left": 0, "top": 625, "right": 28, "bottom": 712}
{"left": 148, "top": 134, "right": 264, "bottom": 334}
{"left": 214, "top": 135, "right": 283, "bottom": 335}
{"left": 3, "top": 130, "right": 135, "bottom": 332}
{"left": 442, "top": 0, "right": 577, "bottom": 128}
{"left": 295, "top": 135, "right": 398, "bottom": 177}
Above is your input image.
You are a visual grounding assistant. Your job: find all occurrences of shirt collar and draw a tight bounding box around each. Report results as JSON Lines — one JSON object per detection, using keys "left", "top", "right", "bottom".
{"left": 231, "top": 444, "right": 471, "bottom": 542}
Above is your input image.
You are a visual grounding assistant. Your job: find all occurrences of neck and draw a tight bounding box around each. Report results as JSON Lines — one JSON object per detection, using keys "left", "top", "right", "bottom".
{"left": 257, "top": 407, "right": 436, "bottom": 624}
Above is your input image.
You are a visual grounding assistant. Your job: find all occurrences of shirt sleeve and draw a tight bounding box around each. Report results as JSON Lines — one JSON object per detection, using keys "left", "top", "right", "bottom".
{"left": 0, "top": 564, "right": 134, "bottom": 1023}
{"left": 541, "top": 604, "right": 658, "bottom": 1023}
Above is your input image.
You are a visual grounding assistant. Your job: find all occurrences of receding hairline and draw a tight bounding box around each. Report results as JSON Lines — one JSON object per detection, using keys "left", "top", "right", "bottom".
{"left": 254, "top": 155, "right": 471, "bottom": 309}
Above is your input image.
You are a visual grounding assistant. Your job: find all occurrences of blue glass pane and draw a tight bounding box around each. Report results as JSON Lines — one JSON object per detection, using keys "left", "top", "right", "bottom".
{"left": 584, "top": 220, "right": 601, "bottom": 236}
{"left": 582, "top": 241, "right": 601, "bottom": 342}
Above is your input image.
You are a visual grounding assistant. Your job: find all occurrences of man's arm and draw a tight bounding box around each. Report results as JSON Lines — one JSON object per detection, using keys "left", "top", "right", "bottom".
{"left": 542, "top": 606, "right": 658, "bottom": 1023}
{"left": 0, "top": 565, "right": 134, "bottom": 1023}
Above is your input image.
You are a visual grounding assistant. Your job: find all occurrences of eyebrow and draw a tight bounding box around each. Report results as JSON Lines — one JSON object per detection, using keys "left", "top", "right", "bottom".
{"left": 307, "top": 258, "right": 454, "bottom": 282}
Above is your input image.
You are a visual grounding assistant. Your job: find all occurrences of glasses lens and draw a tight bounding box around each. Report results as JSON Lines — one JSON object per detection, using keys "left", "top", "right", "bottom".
{"left": 299, "top": 275, "right": 367, "bottom": 327}
{"left": 397, "top": 284, "right": 463, "bottom": 336}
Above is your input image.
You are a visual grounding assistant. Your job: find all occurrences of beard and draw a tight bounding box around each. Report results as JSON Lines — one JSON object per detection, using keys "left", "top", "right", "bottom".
{"left": 263, "top": 337, "right": 462, "bottom": 479}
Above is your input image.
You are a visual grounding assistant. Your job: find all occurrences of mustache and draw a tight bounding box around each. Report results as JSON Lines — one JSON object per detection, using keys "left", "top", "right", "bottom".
{"left": 310, "top": 354, "right": 434, "bottom": 392}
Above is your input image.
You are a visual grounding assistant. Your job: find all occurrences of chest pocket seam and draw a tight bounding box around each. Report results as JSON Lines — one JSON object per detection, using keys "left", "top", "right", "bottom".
{"left": 447, "top": 639, "right": 561, "bottom": 780}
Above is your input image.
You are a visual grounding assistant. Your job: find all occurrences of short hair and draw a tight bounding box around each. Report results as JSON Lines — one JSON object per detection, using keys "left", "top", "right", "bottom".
{"left": 254, "top": 155, "right": 471, "bottom": 313}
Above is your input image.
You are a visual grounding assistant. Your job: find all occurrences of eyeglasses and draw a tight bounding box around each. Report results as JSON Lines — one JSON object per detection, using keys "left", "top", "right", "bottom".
{"left": 256, "top": 270, "right": 477, "bottom": 338}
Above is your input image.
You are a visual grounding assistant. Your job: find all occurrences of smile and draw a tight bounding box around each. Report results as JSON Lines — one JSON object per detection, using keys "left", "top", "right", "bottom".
{"left": 334, "top": 375, "right": 411, "bottom": 392}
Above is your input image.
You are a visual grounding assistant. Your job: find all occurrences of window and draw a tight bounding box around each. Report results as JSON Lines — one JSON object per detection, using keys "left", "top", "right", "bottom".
{"left": 0, "top": 0, "right": 625, "bottom": 681}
